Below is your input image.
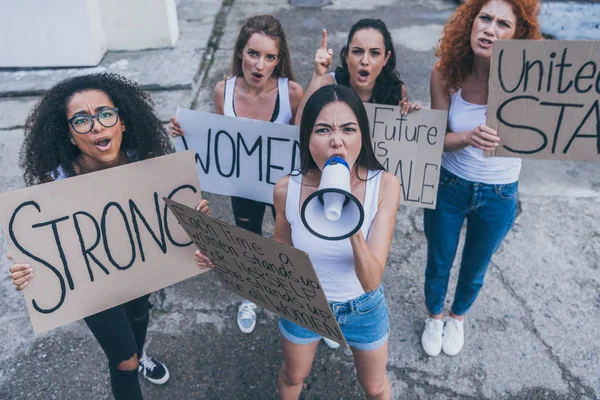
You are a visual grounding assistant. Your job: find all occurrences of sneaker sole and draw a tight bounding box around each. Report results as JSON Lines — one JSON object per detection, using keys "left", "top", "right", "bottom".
{"left": 442, "top": 344, "right": 463, "bottom": 356}
{"left": 141, "top": 368, "right": 170, "bottom": 385}
{"left": 323, "top": 339, "right": 340, "bottom": 349}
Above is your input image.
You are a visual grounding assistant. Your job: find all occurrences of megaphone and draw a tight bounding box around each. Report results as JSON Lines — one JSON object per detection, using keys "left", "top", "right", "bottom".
{"left": 301, "top": 156, "right": 364, "bottom": 241}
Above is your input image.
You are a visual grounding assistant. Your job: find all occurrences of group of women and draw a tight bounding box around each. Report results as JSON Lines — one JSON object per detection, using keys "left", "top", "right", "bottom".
{"left": 7, "top": 0, "right": 543, "bottom": 398}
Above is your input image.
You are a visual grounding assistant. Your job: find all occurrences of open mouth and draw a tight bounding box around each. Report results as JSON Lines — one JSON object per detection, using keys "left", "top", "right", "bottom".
{"left": 94, "top": 137, "right": 112, "bottom": 149}
{"left": 252, "top": 72, "right": 263, "bottom": 79}
{"left": 358, "top": 70, "right": 370, "bottom": 78}
{"left": 479, "top": 38, "right": 493, "bottom": 46}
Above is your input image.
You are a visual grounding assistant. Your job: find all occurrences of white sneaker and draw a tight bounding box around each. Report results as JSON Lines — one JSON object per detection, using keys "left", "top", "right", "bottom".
{"left": 322, "top": 337, "right": 340, "bottom": 349}
{"left": 442, "top": 316, "right": 464, "bottom": 356}
{"left": 237, "top": 300, "right": 257, "bottom": 334}
{"left": 421, "top": 318, "right": 444, "bottom": 356}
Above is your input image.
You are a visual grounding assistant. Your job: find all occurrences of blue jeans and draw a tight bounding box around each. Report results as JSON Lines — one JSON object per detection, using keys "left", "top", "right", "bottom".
{"left": 279, "top": 285, "right": 389, "bottom": 351}
{"left": 423, "top": 167, "right": 518, "bottom": 316}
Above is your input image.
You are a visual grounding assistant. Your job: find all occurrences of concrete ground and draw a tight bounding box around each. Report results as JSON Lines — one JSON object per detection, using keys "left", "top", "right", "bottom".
{"left": 1, "top": 0, "right": 599, "bottom": 399}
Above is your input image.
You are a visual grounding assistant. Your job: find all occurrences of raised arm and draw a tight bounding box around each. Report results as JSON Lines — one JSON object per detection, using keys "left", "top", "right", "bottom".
{"left": 294, "top": 29, "right": 335, "bottom": 125}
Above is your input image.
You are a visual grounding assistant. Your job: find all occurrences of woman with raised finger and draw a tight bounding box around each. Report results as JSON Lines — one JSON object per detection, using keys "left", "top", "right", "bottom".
{"left": 421, "top": 0, "right": 542, "bottom": 357}
{"left": 8, "top": 72, "right": 210, "bottom": 399}
{"left": 169, "top": 15, "right": 304, "bottom": 335}
{"left": 295, "top": 18, "right": 420, "bottom": 125}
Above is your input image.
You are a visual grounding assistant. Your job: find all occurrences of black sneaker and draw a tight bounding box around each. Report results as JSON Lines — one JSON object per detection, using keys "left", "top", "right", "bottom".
{"left": 138, "top": 353, "right": 170, "bottom": 385}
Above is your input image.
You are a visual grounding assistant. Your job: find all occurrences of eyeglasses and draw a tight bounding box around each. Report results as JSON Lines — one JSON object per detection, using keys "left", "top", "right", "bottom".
{"left": 67, "top": 107, "right": 119, "bottom": 134}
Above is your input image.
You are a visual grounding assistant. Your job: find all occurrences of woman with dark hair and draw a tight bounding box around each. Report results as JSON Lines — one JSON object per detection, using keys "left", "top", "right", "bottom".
{"left": 170, "top": 14, "right": 304, "bottom": 334}
{"left": 295, "top": 18, "right": 420, "bottom": 124}
{"left": 273, "top": 84, "right": 400, "bottom": 399}
{"left": 8, "top": 72, "right": 210, "bottom": 399}
{"left": 422, "top": 0, "right": 542, "bottom": 357}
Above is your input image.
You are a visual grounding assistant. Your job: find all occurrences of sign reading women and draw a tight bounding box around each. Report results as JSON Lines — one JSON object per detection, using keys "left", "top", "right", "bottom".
{"left": 487, "top": 40, "right": 600, "bottom": 161}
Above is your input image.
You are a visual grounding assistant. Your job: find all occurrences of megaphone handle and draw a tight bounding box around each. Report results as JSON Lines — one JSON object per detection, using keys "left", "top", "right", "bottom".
{"left": 318, "top": 192, "right": 351, "bottom": 207}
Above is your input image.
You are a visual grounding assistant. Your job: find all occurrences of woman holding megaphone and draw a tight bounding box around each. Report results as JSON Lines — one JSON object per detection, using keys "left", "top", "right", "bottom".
{"left": 295, "top": 18, "right": 420, "bottom": 125}
{"left": 170, "top": 15, "right": 304, "bottom": 335}
{"left": 271, "top": 84, "right": 400, "bottom": 400}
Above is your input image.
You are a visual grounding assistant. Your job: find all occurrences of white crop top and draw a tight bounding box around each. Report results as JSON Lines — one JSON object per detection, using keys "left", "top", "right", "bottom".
{"left": 223, "top": 76, "right": 293, "bottom": 124}
{"left": 442, "top": 88, "right": 521, "bottom": 184}
{"left": 285, "top": 170, "right": 382, "bottom": 302}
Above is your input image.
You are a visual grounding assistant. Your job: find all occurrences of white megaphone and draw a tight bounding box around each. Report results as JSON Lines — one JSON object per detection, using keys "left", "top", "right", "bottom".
{"left": 301, "top": 156, "right": 364, "bottom": 241}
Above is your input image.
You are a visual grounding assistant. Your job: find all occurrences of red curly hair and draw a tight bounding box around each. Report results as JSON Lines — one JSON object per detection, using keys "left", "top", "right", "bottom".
{"left": 436, "top": 0, "right": 542, "bottom": 91}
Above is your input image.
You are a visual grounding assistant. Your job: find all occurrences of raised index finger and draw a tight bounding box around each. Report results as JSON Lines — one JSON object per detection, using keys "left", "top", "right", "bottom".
{"left": 320, "top": 28, "right": 328, "bottom": 50}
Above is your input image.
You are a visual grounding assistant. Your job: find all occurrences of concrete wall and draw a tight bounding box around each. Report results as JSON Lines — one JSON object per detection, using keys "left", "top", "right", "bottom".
{"left": 0, "top": 0, "right": 107, "bottom": 68}
{"left": 0, "top": 0, "right": 179, "bottom": 68}
{"left": 100, "top": 0, "right": 179, "bottom": 51}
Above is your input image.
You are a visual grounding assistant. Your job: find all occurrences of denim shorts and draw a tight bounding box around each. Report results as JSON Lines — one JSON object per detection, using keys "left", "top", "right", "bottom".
{"left": 278, "top": 285, "right": 389, "bottom": 351}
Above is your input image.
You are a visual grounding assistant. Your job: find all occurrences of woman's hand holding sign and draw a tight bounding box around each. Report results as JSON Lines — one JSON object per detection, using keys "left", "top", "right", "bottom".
{"left": 194, "top": 199, "right": 215, "bottom": 269}
{"left": 465, "top": 124, "right": 501, "bottom": 152}
{"left": 8, "top": 253, "right": 33, "bottom": 291}
{"left": 399, "top": 96, "right": 421, "bottom": 117}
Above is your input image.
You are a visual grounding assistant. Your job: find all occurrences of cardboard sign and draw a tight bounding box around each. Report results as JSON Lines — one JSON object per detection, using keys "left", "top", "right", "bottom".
{"left": 365, "top": 104, "right": 448, "bottom": 209}
{"left": 164, "top": 198, "right": 348, "bottom": 347}
{"left": 0, "top": 151, "right": 205, "bottom": 333}
{"left": 176, "top": 106, "right": 447, "bottom": 209}
{"left": 174, "top": 107, "right": 300, "bottom": 204}
{"left": 488, "top": 40, "right": 600, "bottom": 161}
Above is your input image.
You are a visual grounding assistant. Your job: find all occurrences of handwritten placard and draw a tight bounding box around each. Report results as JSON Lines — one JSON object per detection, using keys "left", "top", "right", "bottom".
{"left": 365, "top": 104, "right": 447, "bottom": 209}
{"left": 488, "top": 40, "right": 600, "bottom": 161}
{"left": 164, "top": 198, "right": 347, "bottom": 347}
{"left": 0, "top": 151, "right": 205, "bottom": 333}
{"left": 174, "top": 108, "right": 300, "bottom": 204}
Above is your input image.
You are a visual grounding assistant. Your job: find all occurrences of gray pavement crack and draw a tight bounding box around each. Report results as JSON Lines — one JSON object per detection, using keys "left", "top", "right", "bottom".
{"left": 189, "top": 0, "right": 236, "bottom": 110}
{"left": 491, "top": 261, "right": 597, "bottom": 399}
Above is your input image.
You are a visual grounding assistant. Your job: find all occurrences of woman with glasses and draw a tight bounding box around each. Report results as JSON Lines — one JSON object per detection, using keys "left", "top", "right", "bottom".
{"left": 169, "top": 15, "right": 304, "bottom": 335}
{"left": 8, "top": 73, "right": 210, "bottom": 400}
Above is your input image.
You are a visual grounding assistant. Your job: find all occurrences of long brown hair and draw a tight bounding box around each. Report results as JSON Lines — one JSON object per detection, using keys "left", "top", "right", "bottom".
{"left": 231, "top": 15, "right": 296, "bottom": 81}
{"left": 436, "top": 0, "right": 542, "bottom": 91}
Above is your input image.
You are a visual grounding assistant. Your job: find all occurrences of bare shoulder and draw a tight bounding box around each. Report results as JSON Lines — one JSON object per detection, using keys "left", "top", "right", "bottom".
{"left": 380, "top": 171, "right": 400, "bottom": 191}
{"left": 288, "top": 80, "right": 304, "bottom": 114}
{"left": 288, "top": 80, "right": 304, "bottom": 99}
{"left": 431, "top": 65, "right": 445, "bottom": 82}
{"left": 430, "top": 65, "right": 451, "bottom": 110}
{"left": 274, "top": 175, "right": 291, "bottom": 204}
{"left": 213, "top": 80, "right": 226, "bottom": 99}
{"left": 378, "top": 171, "right": 401, "bottom": 205}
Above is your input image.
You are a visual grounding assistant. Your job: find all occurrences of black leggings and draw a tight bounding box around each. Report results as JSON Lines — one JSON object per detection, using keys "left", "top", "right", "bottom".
{"left": 231, "top": 196, "right": 275, "bottom": 235}
{"left": 84, "top": 294, "right": 150, "bottom": 400}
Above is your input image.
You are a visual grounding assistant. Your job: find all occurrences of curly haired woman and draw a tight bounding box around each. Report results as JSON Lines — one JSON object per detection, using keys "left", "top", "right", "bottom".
{"left": 421, "top": 0, "right": 542, "bottom": 357}
{"left": 8, "top": 73, "right": 210, "bottom": 399}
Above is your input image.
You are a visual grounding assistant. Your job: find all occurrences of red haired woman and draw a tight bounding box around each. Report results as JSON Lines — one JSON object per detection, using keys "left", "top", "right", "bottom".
{"left": 422, "top": 0, "right": 542, "bottom": 357}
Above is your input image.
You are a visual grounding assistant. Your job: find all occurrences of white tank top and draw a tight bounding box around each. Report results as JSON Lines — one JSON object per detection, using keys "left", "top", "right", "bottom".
{"left": 442, "top": 88, "right": 521, "bottom": 184}
{"left": 223, "top": 76, "right": 293, "bottom": 124}
{"left": 285, "top": 170, "right": 382, "bottom": 302}
{"left": 329, "top": 72, "right": 337, "bottom": 84}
